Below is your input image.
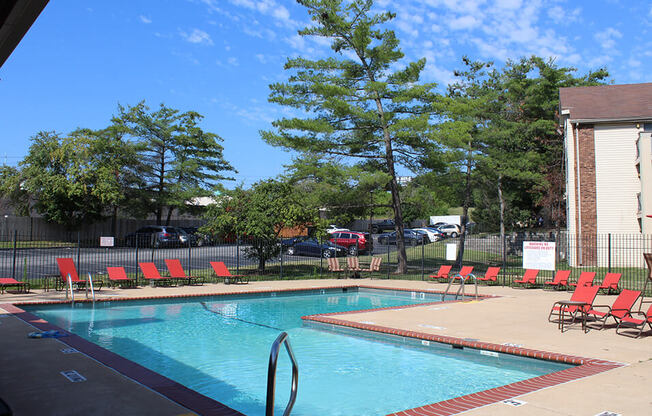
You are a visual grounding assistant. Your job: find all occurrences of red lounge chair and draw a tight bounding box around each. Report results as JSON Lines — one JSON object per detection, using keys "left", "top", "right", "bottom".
{"left": 548, "top": 285, "right": 600, "bottom": 328}
{"left": 586, "top": 289, "right": 641, "bottom": 330}
{"left": 451, "top": 266, "right": 474, "bottom": 281}
{"left": 543, "top": 270, "right": 571, "bottom": 290}
{"left": 616, "top": 303, "right": 652, "bottom": 338}
{"left": 429, "top": 265, "right": 452, "bottom": 281}
{"left": 569, "top": 271, "right": 595, "bottom": 288}
{"left": 513, "top": 269, "right": 539, "bottom": 288}
{"left": 165, "top": 259, "right": 204, "bottom": 286}
{"left": 477, "top": 267, "right": 500, "bottom": 284}
{"left": 138, "top": 262, "right": 176, "bottom": 287}
{"left": 106, "top": 267, "right": 137, "bottom": 288}
{"left": 597, "top": 272, "right": 621, "bottom": 294}
{"left": 56, "top": 258, "right": 103, "bottom": 291}
{"left": 0, "top": 277, "right": 30, "bottom": 294}
{"left": 210, "top": 261, "right": 249, "bottom": 284}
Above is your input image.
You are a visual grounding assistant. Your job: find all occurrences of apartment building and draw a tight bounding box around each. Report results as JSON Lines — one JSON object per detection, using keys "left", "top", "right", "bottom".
{"left": 559, "top": 82, "right": 652, "bottom": 266}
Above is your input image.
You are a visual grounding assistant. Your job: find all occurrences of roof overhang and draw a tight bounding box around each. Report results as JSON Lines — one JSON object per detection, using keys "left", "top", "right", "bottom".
{"left": 567, "top": 117, "right": 652, "bottom": 125}
{"left": 0, "top": 0, "right": 49, "bottom": 68}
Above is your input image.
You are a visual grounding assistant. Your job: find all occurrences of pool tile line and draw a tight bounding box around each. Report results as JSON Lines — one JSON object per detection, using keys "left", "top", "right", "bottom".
{"left": 10, "top": 283, "right": 498, "bottom": 307}
{"left": 10, "top": 285, "right": 368, "bottom": 306}
{"left": 302, "top": 314, "right": 624, "bottom": 416}
{"left": 1, "top": 303, "right": 246, "bottom": 416}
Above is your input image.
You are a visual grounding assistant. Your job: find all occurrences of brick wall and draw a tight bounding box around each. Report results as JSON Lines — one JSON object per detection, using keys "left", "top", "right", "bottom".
{"left": 573, "top": 124, "right": 598, "bottom": 265}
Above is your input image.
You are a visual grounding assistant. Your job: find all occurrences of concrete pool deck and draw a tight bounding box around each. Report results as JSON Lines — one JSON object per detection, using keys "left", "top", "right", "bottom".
{"left": 1, "top": 279, "right": 650, "bottom": 415}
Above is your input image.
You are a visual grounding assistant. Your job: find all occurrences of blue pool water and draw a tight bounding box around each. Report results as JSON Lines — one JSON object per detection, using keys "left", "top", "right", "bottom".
{"left": 24, "top": 288, "right": 571, "bottom": 415}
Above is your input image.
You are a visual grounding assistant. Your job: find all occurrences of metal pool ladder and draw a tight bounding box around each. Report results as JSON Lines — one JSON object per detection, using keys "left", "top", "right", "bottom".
{"left": 441, "top": 273, "right": 478, "bottom": 301}
{"left": 266, "top": 332, "right": 299, "bottom": 416}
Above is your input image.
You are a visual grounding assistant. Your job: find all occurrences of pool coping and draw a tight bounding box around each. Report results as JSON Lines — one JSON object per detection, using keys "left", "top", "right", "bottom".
{"left": 2, "top": 285, "right": 626, "bottom": 416}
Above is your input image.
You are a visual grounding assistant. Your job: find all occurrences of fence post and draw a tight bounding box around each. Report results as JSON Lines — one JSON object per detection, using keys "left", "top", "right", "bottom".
{"left": 236, "top": 235, "right": 240, "bottom": 274}
{"left": 76, "top": 232, "right": 81, "bottom": 275}
{"left": 421, "top": 240, "right": 425, "bottom": 280}
{"left": 279, "top": 237, "right": 283, "bottom": 280}
{"left": 187, "top": 238, "right": 192, "bottom": 271}
{"left": 12, "top": 229, "right": 17, "bottom": 279}
{"left": 386, "top": 242, "right": 390, "bottom": 280}
{"left": 501, "top": 235, "right": 506, "bottom": 287}
{"left": 135, "top": 239, "right": 139, "bottom": 282}
{"left": 608, "top": 233, "right": 612, "bottom": 273}
{"left": 319, "top": 235, "right": 323, "bottom": 278}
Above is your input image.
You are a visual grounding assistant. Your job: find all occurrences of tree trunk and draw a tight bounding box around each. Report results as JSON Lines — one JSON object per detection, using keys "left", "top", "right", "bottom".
{"left": 110, "top": 206, "right": 118, "bottom": 236}
{"left": 373, "top": 97, "right": 407, "bottom": 274}
{"left": 165, "top": 206, "right": 173, "bottom": 226}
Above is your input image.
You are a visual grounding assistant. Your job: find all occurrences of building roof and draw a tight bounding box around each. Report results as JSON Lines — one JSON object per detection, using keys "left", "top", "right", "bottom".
{"left": 0, "top": 0, "right": 49, "bottom": 68}
{"left": 559, "top": 82, "right": 652, "bottom": 123}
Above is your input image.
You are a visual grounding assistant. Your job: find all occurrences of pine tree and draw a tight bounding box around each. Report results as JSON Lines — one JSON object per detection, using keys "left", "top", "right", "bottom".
{"left": 262, "top": 0, "right": 439, "bottom": 272}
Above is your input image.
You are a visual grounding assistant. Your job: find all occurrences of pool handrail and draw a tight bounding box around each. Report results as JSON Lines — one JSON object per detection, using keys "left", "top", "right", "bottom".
{"left": 266, "top": 331, "right": 298, "bottom": 416}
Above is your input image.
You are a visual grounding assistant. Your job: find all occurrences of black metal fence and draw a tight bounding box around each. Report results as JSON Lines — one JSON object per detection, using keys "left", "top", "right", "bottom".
{"left": 1, "top": 230, "right": 650, "bottom": 294}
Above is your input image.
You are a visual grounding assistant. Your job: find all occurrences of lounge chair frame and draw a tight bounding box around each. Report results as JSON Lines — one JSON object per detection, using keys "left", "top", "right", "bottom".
{"left": 210, "top": 261, "right": 249, "bottom": 284}
{"left": 0, "top": 278, "right": 30, "bottom": 294}
{"left": 476, "top": 267, "right": 500, "bottom": 285}
{"left": 543, "top": 270, "right": 571, "bottom": 291}
{"left": 106, "top": 267, "right": 137, "bottom": 288}
{"left": 513, "top": 269, "right": 539, "bottom": 289}
{"left": 586, "top": 289, "right": 641, "bottom": 330}
{"left": 165, "top": 259, "right": 204, "bottom": 286}
{"left": 616, "top": 304, "right": 652, "bottom": 338}
{"left": 429, "top": 265, "right": 452, "bottom": 281}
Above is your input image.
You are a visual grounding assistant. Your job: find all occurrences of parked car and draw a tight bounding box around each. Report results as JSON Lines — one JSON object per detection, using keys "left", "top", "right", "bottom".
{"left": 370, "top": 219, "right": 395, "bottom": 234}
{"left": 436, "top": 224, "right": 461, "bottom": 238}
{"left": 412, "top": 227, "right": 444, "bottom": 242}
{"left": 326, "top": 225, "right": 349, "bottom": 234}
{"left": 377, "top": 229, "right": 427, "bottom": 246}
{"left": 181, "top": 226, "right": 212, "bottom": 246}
{"left": 284, "top": 237, "right": 347, "bottom": 258}
{"left": 329, "top": 231, "right": 373, "bottom": 255}
{"left": 124, "top": 226, "right": 185, "bottom": 248}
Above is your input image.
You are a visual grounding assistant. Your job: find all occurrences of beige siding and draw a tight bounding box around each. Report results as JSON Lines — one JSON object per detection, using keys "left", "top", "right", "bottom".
{"left": 594, "top": 124, "right": 640, "bottom": 234}
{"left": 564, "top": 120, "right": 577, "bottom": 236}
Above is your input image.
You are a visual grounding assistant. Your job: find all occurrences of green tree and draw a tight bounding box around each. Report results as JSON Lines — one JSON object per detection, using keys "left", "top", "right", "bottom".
{"left": 0, "top": 165, "right": 30, "bottom": 217}
{"left": 262, "top": 0, "right": 439, "bottom": 273}
{"left": 13, "top": 131, "right": 120, "bottom": 229}
{"left": 203, "top": 179, "right": 316, "bottom": 272}
{"left": 113, "top": 101, "right": 234, "bottom": 224}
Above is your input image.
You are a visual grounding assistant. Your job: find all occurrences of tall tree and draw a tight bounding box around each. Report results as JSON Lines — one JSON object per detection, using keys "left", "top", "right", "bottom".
{"left": 113, "top": 102, "right": 234, "bottom": 224}
{"left": 262, "top": 0, "right": 439, "bottom": 273}
{"left": 203, "top": 179, "right": 316, "bottom": 272}
{"left": 10, "top": 131, "right": 124, "bottom": 229}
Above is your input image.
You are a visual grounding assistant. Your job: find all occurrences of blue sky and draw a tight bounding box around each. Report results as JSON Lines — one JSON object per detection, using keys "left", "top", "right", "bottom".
{"left": 1, "top": 0, "right": 650, "bottom": 188}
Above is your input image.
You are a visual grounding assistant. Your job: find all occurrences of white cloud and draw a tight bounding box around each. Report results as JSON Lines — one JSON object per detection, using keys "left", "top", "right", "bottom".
{"left": 227, "top": 0, "right": 299, "bottom": 28}
{"left": 495, "top": 0, "right": 522, "bottom": 10}
{"left": 448, "top": 15, "right": 478, "bottom": 30}
{"left": 595, "top": 27, "right": 622, "bottom": 49}
{"left": 227, "top": 57, "right": 239, "bottom": 66}
{"left": 139, "top": 15, "right": 152, "bottom": 24}
{"left": 255, "top": 54, "right": 268, "bottom": 63}
{"left": 180, "top": 28, "right": 214, "bottom": 45}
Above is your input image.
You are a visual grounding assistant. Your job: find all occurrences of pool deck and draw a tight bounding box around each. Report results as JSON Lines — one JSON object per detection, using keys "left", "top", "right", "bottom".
{"left": 1, "top": 279, "right": 650, "bottom": 415}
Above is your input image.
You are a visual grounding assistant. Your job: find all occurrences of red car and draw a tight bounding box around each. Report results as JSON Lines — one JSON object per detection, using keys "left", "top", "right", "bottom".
{"left": 329, "top": 231, "right": 372, "bottom": 255}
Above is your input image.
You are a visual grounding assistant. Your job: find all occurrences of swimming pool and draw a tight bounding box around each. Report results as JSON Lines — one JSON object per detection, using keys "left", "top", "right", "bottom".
{"left": 24, "top": 288, "right": 572, "bottom": 415}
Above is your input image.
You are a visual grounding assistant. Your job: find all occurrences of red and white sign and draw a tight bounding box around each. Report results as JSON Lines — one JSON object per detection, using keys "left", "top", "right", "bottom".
{"left": 522, "top": 241, "right": 556, "bottom": 270}
{"left": 100, "top": 236, "right": 115, "bottom": 247}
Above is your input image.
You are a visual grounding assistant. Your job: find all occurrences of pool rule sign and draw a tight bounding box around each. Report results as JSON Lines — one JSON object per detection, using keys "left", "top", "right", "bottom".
{"left": 522, "top": 241, "right": 556, "bottom": 270}
{"left": 100, "top": 237, "right": 115, "bottom": 247}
